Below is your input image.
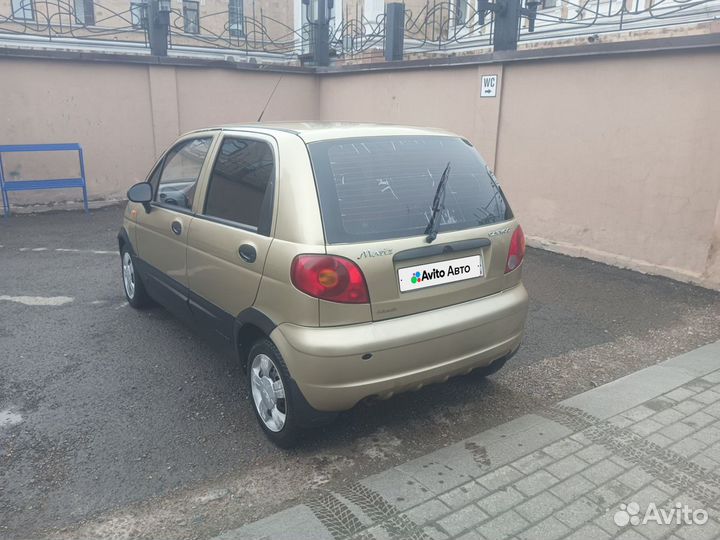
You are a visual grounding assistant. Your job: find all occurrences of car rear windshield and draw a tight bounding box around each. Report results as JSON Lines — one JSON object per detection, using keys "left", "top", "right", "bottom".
{"left": 307, "top": 135, "right": 513, "bottom": 244}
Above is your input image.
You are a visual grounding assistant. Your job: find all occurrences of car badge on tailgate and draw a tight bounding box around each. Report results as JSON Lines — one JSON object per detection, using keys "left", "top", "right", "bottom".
{"left": 488, "top": 227, "right": 512, "bottom": 237}
{"left": 357, "top": 248, "right": 393, "bottom": 260}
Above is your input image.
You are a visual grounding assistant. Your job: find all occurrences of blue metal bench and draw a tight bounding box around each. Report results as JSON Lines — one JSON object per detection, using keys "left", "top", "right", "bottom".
{"left": 0, "top": 143, "right": 89, "bottom": 217}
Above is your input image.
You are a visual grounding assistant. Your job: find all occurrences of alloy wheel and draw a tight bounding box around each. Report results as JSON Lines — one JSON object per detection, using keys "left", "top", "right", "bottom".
{"left": 122, "top": 252, "right": 136, "bottom": 299}
{"left": 250, "top": 353, "right": 287, "bottom": 432}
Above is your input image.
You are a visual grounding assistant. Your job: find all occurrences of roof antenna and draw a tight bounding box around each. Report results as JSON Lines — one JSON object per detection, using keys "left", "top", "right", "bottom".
{"left": 257, "top": 74, "right": 283, "bottom": 122}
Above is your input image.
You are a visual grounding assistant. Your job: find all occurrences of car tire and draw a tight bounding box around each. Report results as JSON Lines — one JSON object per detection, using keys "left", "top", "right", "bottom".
{"left": 121, "top": 247, "right": 151, "bottom": 309}
{"left": 247, "top": 338, "right": 303, "bottom": 448}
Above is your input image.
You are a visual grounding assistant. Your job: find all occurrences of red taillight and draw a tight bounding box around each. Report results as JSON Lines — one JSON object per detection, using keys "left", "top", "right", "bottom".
{"left": 505, "top": 226, "right": 526, "bottom": 273}
{"left": 291, "top": 255, "right": 370, "bottom": 304}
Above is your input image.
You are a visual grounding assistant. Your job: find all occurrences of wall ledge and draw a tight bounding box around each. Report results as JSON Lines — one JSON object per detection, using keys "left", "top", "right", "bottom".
{"left": 1, "top": 33, "right": 719, "bottom": 74}
{"left": 0, "top": 46, "right": 314, "bottom": 73}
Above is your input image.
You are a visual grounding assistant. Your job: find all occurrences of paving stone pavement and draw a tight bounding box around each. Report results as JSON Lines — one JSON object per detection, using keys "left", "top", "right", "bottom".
{"left": 215, "top": 341, "right": 720, "bottom": 540}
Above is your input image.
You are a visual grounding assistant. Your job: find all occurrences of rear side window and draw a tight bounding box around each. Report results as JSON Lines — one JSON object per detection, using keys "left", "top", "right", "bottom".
{"left": 308, "top": 136, "right": 513, "bottom": 244}
{"left": 203, "top": 137, "right": 275, "bottom": 234}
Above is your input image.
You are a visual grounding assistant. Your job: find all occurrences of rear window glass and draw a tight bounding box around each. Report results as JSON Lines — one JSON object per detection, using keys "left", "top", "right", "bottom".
{"left": 307, "top": 136, "right": 513, "bottom": 244}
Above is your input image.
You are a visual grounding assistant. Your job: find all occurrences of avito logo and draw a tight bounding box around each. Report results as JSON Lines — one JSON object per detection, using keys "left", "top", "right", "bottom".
{"left": 411, "top": 268, "right": 446, "bottom": 284}
{"left": 614, "top": 501, "right": 709, "bottom": 528}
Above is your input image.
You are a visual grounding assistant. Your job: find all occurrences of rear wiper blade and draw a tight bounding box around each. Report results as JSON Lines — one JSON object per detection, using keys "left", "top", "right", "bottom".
{"left": 424, "top": 162, "right": 451, "bottom": 244}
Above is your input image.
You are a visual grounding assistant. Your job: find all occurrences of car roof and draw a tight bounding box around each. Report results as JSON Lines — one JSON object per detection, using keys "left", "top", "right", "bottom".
{"left": 203, "top": 122, "right": 459, "bottom": 143}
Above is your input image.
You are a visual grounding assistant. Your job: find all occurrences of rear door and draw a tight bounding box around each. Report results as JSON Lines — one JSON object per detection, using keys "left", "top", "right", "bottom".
{"left": 307, "top": 135, "right": 518, "bottom": 322}
{"left": 186, "top": 133, "right": 276, "bottom": 339}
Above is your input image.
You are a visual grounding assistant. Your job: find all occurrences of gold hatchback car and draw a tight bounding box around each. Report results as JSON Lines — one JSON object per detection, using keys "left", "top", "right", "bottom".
{"left": 119, "top": 123, "right": 529, "bottom": 446}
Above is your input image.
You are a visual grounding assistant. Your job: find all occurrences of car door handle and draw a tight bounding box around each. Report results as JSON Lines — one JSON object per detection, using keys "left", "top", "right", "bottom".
{"left": 239, "top": 244, "right": 257, "bottom": 263}
{"left": 171, "top": 220, "right": 182, "bottom": 236}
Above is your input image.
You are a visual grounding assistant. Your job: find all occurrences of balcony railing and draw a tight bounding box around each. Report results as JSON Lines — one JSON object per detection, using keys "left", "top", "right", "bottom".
{"left": 1, "top": 0, "right": 718, "bottom": 61}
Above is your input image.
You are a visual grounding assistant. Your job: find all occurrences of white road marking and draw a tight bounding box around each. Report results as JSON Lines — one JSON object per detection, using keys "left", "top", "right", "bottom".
{"left": 55, "top": 248, "right": 115, "bottom": 255}
{"left": 0, "top": 295, "right": 74, "bottom": 306}
{"left": 0, "top": 410, "right": 23, "bottom": 428}
{"left": 16, "top": 247, "right": 116, "bottom": 255}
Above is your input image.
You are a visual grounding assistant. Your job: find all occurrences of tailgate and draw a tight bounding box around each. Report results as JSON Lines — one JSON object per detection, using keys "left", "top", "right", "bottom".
{"left": 306, "top": 133, "right": 520, "bottom": 323}
{"left": 329, "top": 222, "right": 518, "bottom": 321}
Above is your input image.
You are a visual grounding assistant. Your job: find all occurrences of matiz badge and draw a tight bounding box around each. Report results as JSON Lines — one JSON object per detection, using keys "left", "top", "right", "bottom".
{"left": 357, "top": 248, "right": 393, "bottom": 260}
{"left": 488, "top": 227, "right": 512, "bottom": 237}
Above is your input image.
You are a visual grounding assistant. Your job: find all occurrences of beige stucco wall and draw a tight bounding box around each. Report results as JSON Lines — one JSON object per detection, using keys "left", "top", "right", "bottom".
{"left": 317, "top": 51, "right": 720, "bottom": 289}
{"left": 0, "top": 58, "right": 317, "bottom": 205}
{"left": 494, "top": 50, "right": 720, "bottom": 289}
{"left": 319, "top": 64, "right": 503, "bottom": 168}
{"left": 1, "top": 47, "right": 719, "bottom": 289}
{"left": 174, "top": 68, "right": 319, "bottom": 133}
{"left": 0, "top": 58, "right": 157, "bottom": 202}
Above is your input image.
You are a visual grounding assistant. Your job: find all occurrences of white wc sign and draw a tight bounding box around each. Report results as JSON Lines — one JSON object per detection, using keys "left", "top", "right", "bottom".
{"left": 481, "top": 74, "right": 498, "bottom": 97}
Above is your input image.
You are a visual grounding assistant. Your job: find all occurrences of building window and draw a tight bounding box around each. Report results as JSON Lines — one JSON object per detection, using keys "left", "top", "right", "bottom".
{"left": 131, "top": 0, "right": 148, "bottom": 29}
{"left": 74, "top": 0, "right": 95, "bottom": 25}
{"left": 183, "top": 1, "right": 200, "bottom": 33}
{"left": 229, "top": 0, "right": 244, "bottom": 37}
{"left": 11, "top": 0, "right": 34, "bottom": 20}
{"left": 454, "top": 0, "right": 467, "bottom": 24}
{"left": 541, "top": 0, "right": 557, "bottom": 8}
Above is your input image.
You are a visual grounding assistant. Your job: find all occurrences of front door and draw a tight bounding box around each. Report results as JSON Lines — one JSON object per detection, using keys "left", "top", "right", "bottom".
{"left": 186, "top": 134, "right": 276, "bottom": 339}
{"left": 134, "top": 135, "right": 215, "bottom": 320}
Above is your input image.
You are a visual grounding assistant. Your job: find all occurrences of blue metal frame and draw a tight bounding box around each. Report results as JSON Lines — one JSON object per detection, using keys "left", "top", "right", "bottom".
{"left": 0, "top": 143, "right": 89, "bottom": 217}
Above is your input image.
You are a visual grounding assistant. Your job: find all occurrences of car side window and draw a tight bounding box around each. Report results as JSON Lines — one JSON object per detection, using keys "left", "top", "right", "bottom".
{"left": 147, "top": 160, "right": 164, "bottom": 194}
{"left": 203, "top": 137, "right": 275, "bottom": 234}
{"left": 155, "top": 137, "right": 212, "bottom": 211}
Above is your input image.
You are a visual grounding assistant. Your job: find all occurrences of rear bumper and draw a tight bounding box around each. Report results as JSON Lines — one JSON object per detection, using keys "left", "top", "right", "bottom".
{"left": 270, "top": 283, "right": 529, "bottom": 412}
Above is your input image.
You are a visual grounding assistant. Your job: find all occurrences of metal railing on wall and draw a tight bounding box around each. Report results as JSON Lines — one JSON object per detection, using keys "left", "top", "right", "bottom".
{"left": 1, "top": 0, "right": 718, "bottom": 63}
{"left": 0, "top": 0, "right": 150, "bottom": 49}
{"left": 167, "top": 5, "right": 304, "bottom": 57}
{"left": 403, "top": 1, "right": 497, "bottom": 54}
{"left": 522, "top": 0, "right": 720, "bottom": 42}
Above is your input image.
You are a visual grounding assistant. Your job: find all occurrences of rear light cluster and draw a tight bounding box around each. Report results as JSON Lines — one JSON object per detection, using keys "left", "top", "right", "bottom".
{"left": 505, "top": 226, "right": 526, "bottom": 273}
{"left": 291, "top": 255, "right": 370, "bottom": 304}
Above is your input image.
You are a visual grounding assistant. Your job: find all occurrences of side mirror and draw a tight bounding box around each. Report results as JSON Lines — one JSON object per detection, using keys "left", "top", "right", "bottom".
{"left": 127, "top": 182, "right": 153, "bottom": 213}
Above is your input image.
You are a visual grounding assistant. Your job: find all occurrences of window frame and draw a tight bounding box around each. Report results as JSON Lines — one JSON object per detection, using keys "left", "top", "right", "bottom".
{"left": 130, "top": 0, "right": 148, "bottom": 29}
{"left": 229, "top": 0, "right": 244, "bottom": 38}
{"left": 183, "top": 0, "right": 200, "bottom": 34}
{"left": 150, "top": 135, "right": 215, "bottom": 215}
{"left": 454, "top": 0, "right": 467, "bottom": 25}
{"left": 11, "top": 0, "right": 35, "bottom": 21}
{"left": 74, "top": 0, "right": 95, "bottom": 25}
{"left": 197, "top": 133, "right": 277, "bottom": 237}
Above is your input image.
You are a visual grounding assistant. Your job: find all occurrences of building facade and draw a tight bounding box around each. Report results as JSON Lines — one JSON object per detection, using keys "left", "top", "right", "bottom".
{"left": 0, "top": 0, "right": 718, "bottom": 60}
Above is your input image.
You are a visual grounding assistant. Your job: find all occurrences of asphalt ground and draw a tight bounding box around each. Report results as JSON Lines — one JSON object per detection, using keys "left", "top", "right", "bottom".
{"left": 1, "top": 205, "right": 719, "bottom": 540}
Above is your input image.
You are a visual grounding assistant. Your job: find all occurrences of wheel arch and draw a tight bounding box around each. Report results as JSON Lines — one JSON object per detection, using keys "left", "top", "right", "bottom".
{"left": 234, "top": 307, "right": 277, "bottom": 371}
{"left": 117, "top": 226, "right": 135, "bottom": 256}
